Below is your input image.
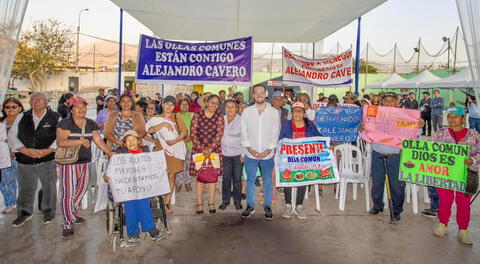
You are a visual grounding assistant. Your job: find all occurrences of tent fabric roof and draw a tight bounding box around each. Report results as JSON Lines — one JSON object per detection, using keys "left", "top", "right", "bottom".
{"left": 364, "top": 73, "right": 406, "bottom": 89}
{"left": 110, "top": 0, "right": 386, "bottom": 42}
{"left": 386, "top": 70, "right": 441, "bottom": 89}
{"left": 419, "top": 68, "right": 474, "bottom": 88}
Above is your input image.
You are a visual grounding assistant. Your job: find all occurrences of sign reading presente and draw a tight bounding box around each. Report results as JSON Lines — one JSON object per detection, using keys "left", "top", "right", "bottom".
{"left": 282, "top": 47, "right": 352, "bottom": 87}
{"left": 136, "top": 34, "right": 253, "bottom": 85}
{"left": 361, "top": 105, "right": 420, "bottom": 148}
{"left": 399, "top": 139, "right": 469, "bottom": 193}
{"left": 107, "top": 151, "right": 170, "bottom": 202}
{"left": 314, "top": 107, "right": 362, "bottom": 142}
{"left": 275, "top": 137, "right": 339, "bottom": 187}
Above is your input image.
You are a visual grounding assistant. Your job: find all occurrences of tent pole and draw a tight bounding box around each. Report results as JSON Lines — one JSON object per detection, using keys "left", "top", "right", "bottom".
{"left": 312, "top": 42, "right": 315, "bottom": 100}
{"left": 393, "top": 43, "right": 397, "bottom": 73}
{"left": 365, "top": 42, "right": 369, "bottom": 89}
{"left": 354, "top": 17, "right": 361, "bottom": 96}
{"left": 117, "top": 8, "right": 123, "bottom": 96}
{"left": 453, "top": 26, "right": 459, "bottom": 74}
{"left": 416, "top": 38, "right": 421, "bottom": 73}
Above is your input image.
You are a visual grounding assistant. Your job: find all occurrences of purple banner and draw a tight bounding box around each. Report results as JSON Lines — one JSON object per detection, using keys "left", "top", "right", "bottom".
{"left": 135, "top": 35, "right": 253, "bottom": 85}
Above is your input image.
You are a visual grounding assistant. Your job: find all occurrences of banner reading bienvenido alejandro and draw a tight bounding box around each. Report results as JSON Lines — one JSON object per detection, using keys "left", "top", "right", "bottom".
{"left": 399, "top": 139, "right": 469, "bottom": 193}
{"left": 361, "top": 105, "right": 420, "bottom": 148}
{"left": 136, "top": 34, "right": 253, "bottom": 85}
{"left": 282, "top": 47, "right": 352, "bottom": 87}
{"left": 314, "top": 107, "right": 362, "bottom": 142}
{"left": 275, "top": 137, "right": 339, "bottom": 187}
{"left": 107, "top": 151, "right": 170, "bottom": 202}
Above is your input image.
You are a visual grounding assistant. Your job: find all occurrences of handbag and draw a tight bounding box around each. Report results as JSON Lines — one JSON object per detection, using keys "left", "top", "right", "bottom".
{"left": 197, "top": 157, "right": 218, "bottom": 183}
{"left": 192, "top": 153, "right": 221, "bottom": 170}
{"left": 451, "top": 129, "right": 479, "bottom": 195}
{"left": 55, "top": 121, "right": 85, "bottom": 165}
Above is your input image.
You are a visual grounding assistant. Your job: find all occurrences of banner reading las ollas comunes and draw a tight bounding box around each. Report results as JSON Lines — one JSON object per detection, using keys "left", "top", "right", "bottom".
{"left": 282, "top": 47, "right": 352, "bottom": 87}
{"left": 136, "top": 35, "right": 253, "bottom": 85}
{"left": 399, "top": 139, "right": 469, "bottom": 193}
{"left": 275, "top": 137, "right": 339, "bottom": 187}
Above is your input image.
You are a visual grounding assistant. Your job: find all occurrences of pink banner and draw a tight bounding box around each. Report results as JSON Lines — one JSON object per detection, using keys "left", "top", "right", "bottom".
{"left": 361, "top": 105, "right": 420, "bottom": 148}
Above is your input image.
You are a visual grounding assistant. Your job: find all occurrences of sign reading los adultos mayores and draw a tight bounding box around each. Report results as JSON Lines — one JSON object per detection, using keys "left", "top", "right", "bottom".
{"left": 275, "top": 137, "right": 339, "bottom": 187}
{"left": 399, "top": 139, "right": 469, "bottom": 193}
{"left": 282, "top": 47, "right": 352, "bottom": 87}
{"left": 361, "top": 105, "right": 421, "bottom": 148}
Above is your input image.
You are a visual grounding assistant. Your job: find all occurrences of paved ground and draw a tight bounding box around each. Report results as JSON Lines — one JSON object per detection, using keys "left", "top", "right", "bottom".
{"left": 0, "top": 181, "right": 479, "bottom": 264}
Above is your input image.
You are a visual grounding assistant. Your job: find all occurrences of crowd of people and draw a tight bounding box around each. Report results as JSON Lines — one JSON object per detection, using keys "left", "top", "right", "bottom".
{"left": 0, "top": 85, "right": 477, "bottom": 246}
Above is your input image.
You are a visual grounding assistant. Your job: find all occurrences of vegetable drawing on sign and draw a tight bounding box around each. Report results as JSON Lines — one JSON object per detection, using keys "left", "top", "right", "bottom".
{"left": 399, "top": 139, "right": 469, "bottom": 193}
{"left": 275, "top": 137, "right": 339, "bottom": 187}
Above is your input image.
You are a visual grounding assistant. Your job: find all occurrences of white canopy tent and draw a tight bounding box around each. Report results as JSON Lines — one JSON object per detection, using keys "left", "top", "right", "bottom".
{"left": 110, "top": 0, "right": 386, "bottom": 42}
{"left": 364, "top": 73, "right": 406, "bottom": 89}
{"left": 419, "top": 68, "right": 473, "bottom": 88}
{"left": 386, "top": 70, "right": 441, "bottom": 89}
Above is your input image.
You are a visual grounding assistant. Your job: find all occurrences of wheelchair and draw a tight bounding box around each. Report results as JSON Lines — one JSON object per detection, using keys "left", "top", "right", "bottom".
{"left": 105, "top": 195, "right": 171, "bottom": 252}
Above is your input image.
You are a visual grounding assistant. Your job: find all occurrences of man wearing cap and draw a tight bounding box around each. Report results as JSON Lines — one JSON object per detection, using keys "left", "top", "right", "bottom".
{"left": 362, "top": 92, "right": 424, "bottom": 221}
{"left": 419, "top": 91, "right": 432, "bottom": 136}
{"left": 272, "top": 90, "right": 288, "bottom": 124}
{"left": 8, "top": 92, "right": 61, "bottom": 227}
{"left": 241, "top": 84, "right": 280, "bottom": 220}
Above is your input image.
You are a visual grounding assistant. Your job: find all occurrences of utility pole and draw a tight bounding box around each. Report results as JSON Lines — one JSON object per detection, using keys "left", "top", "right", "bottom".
{"left": 76, "top": 8, "right": 89, "bottom": 73}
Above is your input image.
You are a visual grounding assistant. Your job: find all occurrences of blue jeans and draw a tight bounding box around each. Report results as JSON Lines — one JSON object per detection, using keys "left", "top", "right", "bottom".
{"left": 370, "top": 150, "right": 405, "bottom": 215}
{"left": 469, "top": 117, "right": 480, "bottom": 133}
{"left": 0, "top": 160, "right": 18, "bottom": 207}
{"left": 123, "top": 198, "right": 155, "bottom": 236}
{"left": 245, "top": 156, "right": 274, "bottom": 207}
{"left": 427, "top": 186, "right": 439, "bottom": 212}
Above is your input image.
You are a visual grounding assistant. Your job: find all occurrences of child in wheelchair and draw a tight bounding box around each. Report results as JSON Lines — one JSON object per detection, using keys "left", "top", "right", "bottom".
{"left": 104, "top": 130, "right": 163, "bottom": 247}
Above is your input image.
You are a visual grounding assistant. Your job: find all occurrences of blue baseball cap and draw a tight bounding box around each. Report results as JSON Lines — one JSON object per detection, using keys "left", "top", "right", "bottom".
{"left": 446, "top": 106, "right": 465, "bottom": 116}
{"left": 273, "top": 91, "right": 283, "bottom": 98}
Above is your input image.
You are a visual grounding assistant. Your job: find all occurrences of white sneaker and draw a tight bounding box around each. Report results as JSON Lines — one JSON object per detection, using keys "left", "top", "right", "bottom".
{"left": 458, "top": 230, "right": 473, "bottom": 246}
{"left": 433, "top": 223, "right": 448, "bottom": 237}
{"left": 282, "top": 204, "right": 293, "bottom": 218}
{"left": 295, "top": 205, "right": 307, "bottom": 220}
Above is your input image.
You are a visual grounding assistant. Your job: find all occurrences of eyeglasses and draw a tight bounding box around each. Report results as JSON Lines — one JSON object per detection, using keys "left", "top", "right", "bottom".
{"left": 4, "top": 105, "right": 19, "bottom": 110}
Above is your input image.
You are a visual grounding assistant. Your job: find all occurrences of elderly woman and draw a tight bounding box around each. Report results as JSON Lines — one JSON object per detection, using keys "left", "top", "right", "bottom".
{"left": 95, "top": 95, "right": 117, "bottom": 133}
{"left": 296, "top": 93, "right": 315, "bottom": 121}
{"left": 56, "top": 97, "right": 112, "bottom": 237}
{"left": 175, "top": 99, "right": 194, "bottom": 192}
{"left": 190, "top": 94, "right": 224, "bottom": 214}
{"left": 104, "top": 94, "right": 146, "bottom": 152}
{"left": 432, "top": 106, "right": 480, "bottom": 245}
{"left": 0, "top": 98, "right": 23, "bottom": 213}
{"left": 279, "top": 102, "right": 320, "bottom": 220}
{"left": 219, "top": 100, "right": 243, "bottom": 211}
{"left": 146, "top": 96, "right": 187, "bottom": 212}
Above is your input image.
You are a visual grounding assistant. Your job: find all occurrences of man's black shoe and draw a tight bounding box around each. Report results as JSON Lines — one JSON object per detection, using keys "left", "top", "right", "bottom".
{"left": 12, "top": 214, "right": 33, "bottom": 227}
{"left": 241, "top": 206, "right": 255, "bottom": 218}
{"left": 234, "top": 202, "right": 242, "bottom": 210}
{"left": 62, "top": 228, "right": 74, "bottom": 238}
{"left": 368, "top": 208, "right": 383, "bottom": 215}
{"left": 264, "top": 206, "right": 273, "bottom": 220}
{"left": 255, "top": 178, "right": 261, "bottom": 187}
{"left": 394, "top": 214, "right": 401, "bottom": 221}
{"left": 219, "top": 202, "right": 229, "bottom": 210}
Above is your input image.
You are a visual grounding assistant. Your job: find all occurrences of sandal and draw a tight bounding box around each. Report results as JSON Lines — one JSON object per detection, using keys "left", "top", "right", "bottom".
{"left": 208, "top": 203, "right": 216, "bottom": 214}
{"left": 165, "top": 203, "right": 173, "bottom": 213}
{"left": 196, "top": 203, "right": 204, "bottom": 214}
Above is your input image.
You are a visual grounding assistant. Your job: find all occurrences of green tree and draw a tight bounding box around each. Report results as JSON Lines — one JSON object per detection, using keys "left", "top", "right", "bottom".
{"left": 353, "top": 59, "right": 378, "bottom": 74}
{"left": 11, "top": 19, "right": 74, "bottom": 91}
{"left": 122, "top": 59, "right": 137, "bottom": 72}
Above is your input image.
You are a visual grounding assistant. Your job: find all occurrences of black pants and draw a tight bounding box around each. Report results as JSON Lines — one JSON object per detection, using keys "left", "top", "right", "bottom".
{"left": 421, "top": 113, "right": 432, "bottom": 136}
{"left": 222, "top": 155, "right": 242, "bottom": 204}
{"left": 284, "top": 186, "right": 306, "bottom": 205}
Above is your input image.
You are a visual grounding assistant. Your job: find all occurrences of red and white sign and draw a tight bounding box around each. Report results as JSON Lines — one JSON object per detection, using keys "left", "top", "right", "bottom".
{"left": 282, "top": 47, "right": 353, "bottom": 87}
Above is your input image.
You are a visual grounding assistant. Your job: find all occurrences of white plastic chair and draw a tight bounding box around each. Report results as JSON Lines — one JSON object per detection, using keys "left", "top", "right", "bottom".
{"left": 335, "top": 144, "right": 369, "bottom": 211}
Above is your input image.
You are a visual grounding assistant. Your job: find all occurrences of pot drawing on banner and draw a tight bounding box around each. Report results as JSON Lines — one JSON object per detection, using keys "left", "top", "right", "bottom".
{"left": 314, "top": 106, "right": 362, "bottom": 142}
{"left": 282, "top": 47, "right": 352, "bottom": 87}
{"left": 275, "top": 137, "right": 339, "bottom": 187}
{"left": 135, "top": 35, "right": 253, "bottom": 85}
{"left": 399, "top": 139, "right": 470, "bottom": 193}
{"left": 361, "top": 105, "right": 421, "bottom": 148}
{"left": 106, "top": 151, "right": 170, "bottom": 202}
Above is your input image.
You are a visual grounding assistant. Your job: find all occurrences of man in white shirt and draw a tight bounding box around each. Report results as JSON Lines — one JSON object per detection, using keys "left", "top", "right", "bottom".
{"left": 240, "top": 84, "right": 280, "bottom": 219}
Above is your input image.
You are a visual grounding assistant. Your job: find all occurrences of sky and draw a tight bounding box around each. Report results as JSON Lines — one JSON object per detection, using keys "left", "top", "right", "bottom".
{"left": 22, "top": 0, "right": 461, "bottom": 57}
